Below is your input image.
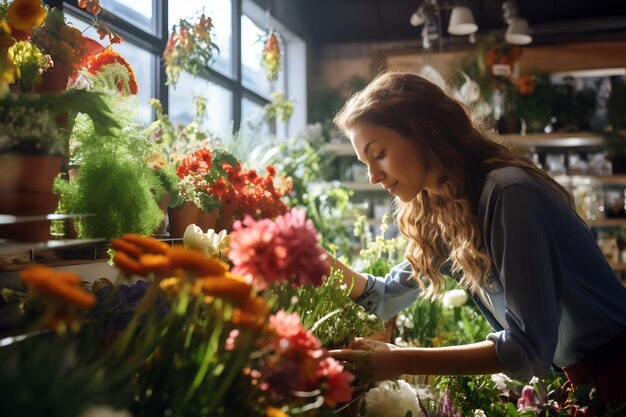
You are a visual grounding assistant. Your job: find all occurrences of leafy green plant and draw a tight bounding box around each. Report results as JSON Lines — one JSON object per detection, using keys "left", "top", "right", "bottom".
{"left": 0, "top": 89, "right": 118, "bottom": 156}
{"left": 270, "top": 263, "right": 383, "bottom": 347}
{"left": 57, "top": 67, "right": 164, "bottom": 240}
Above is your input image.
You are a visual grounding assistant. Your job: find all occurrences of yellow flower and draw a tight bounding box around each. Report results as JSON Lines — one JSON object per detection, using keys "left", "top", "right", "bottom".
{"left": 7, "top": 0, "right": 47, "bottom": 30}
{"left": 266, "top": 407, "right": 290, "bottom": 417}
{"left": 0, "top": 20, "right": 12, "bottom": 48}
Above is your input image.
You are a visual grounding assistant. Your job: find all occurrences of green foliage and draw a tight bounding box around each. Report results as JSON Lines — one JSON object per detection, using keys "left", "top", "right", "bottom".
{"left": 270, "top": 265, "right": 383, "bottom": 347}
{"left": 309, "top": 76, "right": 369, "bottom": 138}
{"left": 608, "top": 79, "right": 626, "bottom": 129}
{"left": 0, "top": 90, "right": 118, "bottom": 156}
{"left": 437, "top": 374, "right": 514, "bottom": 416}
{"left": 515, "top": 73, "right": 554, "bottom": 132}
{"left": 58, "top": 85, "right": 164, "bottom": 240}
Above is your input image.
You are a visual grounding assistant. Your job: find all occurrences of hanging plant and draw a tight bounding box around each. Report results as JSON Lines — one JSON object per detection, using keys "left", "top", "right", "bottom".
{"left": 261, "top": 29, "right": 281, "bottom": 82}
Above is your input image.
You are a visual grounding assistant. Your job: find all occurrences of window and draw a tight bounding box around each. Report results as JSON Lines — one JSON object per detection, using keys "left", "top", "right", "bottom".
{"left": 169, "top": 72, "right": 233, "bottom": 140}
{"left": 168, "top": 0, "right": 232, "bottom": 77}
{"left": 99, "top": 0, "right": 156, "bottom": 35}
{"left": 63, "top": 0, "right": 306, "bottom": 138}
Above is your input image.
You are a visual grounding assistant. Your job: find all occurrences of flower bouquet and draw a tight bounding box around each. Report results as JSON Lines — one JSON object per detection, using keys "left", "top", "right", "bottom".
{"left": 0, "top": 208, "right": 359, "bottom": 416}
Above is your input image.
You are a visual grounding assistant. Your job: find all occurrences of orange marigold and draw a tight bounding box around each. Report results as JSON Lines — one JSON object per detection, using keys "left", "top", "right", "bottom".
{"left": 7, "top": 0, "right": 46, "bottom": 30}
{"left": 87, "top": 47, "right": 138, "bottom": 94}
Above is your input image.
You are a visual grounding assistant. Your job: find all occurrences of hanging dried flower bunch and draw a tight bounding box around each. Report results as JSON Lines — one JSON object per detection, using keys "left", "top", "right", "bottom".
{"left": 261, "top": 29, "right": 281, "bottom": 82}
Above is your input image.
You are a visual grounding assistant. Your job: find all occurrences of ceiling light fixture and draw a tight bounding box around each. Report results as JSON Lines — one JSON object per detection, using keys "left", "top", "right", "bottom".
{"left": 502, "top": 0, "right": 533, "bottom": 45}
{"left": 410, "top": 0, "right": 533, "bottom": 49}
{"left": 447, "top": 5, "right": 477, "bottom": 35}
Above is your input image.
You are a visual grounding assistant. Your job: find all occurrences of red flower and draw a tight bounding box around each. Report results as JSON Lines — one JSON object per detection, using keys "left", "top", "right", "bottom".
{"left": 87, "top": 47, "right": 138, "bottom": 95}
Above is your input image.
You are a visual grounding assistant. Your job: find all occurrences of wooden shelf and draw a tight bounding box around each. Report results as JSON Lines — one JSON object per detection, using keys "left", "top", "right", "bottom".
{"left": 0, "top": 213, "right": 96, "bottom": 225}
{"left": 554, "top": 174, "right": 626, "bottom": 186}
{"left": 501, "top": 132, "right": 603, "bottom": 148}
{"left": 0, "top": 238, "right": 106, "bottom": 255}
{"left": 585, "top": 218, "right": 626, "bottom": 227}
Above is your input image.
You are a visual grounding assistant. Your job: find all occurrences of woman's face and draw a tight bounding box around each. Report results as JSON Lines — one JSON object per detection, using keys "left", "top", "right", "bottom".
{"left": 347, "top": 122, "right": 441, "bottom": 201}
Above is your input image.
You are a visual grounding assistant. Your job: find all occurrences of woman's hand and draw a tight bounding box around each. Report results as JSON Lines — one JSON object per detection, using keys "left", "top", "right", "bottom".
{"left": 329, "top": 338, "right": 403, "bottom": 381}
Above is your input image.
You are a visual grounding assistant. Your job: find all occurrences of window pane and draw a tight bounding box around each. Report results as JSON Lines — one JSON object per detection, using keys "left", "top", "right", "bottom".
{"left": 168, "top": 0, "right": 232, "bottom": 77}
{"left": 64, "top": 13, "right": 155, "bottom": 127}
{"left": 241, "top": 15, "right": 271, "bottom": 97}
{"left": 241, "top": 97, "right": 270, "bottom": 139}
{"left": 99, "top": 0, "right": 155, "bottom": 34}
{"left": 169, "top": 72, "right": 233, "bottom": 140}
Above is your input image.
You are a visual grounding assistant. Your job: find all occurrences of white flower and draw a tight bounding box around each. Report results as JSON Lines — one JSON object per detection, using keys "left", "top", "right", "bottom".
{"left": 183, "top": 224, "right": 230, "bottom": 257}
{"left": 474, "top": 410, "right": 486, "bottom": 417}
{"left": 441, "top": 289, "right": 468, "bottom": 308}
{"left": 364, "top": 380, "right": 421, "bottom": 417}
{"left": 491, "top": 373, "right": 514, "bottom": 396}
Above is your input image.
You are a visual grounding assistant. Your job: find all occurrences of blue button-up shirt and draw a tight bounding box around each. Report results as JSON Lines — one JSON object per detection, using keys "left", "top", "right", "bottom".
{"left": 355, "top": 167, "right": 626, "bottom": 380}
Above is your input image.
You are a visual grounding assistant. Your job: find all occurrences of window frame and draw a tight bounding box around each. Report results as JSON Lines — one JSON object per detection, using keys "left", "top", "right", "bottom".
{"left": 57, "top": 0, "right": 302, "bottom": 134}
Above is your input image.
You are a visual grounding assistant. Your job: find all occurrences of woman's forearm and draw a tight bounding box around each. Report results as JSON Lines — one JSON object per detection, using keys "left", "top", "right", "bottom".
{"left": 391, "top": 341, "right": 505, "bottom": 376}
{"left": 325, "top": 253, "right": 369, "bottom": 300}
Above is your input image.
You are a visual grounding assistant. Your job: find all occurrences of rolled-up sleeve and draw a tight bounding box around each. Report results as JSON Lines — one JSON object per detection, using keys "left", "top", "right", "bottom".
{"left": 355, "top": 261, "right": 421, "bottom": 320}
{"left": 484, "top": 185, "right": 563, "bottom": 380}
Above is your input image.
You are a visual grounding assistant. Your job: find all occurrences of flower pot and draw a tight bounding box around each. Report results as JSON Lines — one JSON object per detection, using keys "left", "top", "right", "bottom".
{"left": 167, "top": 201, "right": 201, "bottom": 238}
{"left": 0, "top": 191, "right": 60, "bottom": 242}
{"left": 0, "top": 154, "right": 63, "bottom": 193}
{"left": 35, "top": 59, "right": 74, "bottom": 94}
{"left": 196, "top": 209, "right": 218, "bottom": 232}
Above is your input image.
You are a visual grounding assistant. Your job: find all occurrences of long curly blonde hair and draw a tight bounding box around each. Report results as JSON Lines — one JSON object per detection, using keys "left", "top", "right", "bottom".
{"left": 334, "top": 71, "right": 573, "bottom": 298}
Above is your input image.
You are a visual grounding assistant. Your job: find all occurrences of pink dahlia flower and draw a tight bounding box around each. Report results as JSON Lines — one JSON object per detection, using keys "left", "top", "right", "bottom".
{"left": 228, "top": 208, "right": 329, "bottom": 290}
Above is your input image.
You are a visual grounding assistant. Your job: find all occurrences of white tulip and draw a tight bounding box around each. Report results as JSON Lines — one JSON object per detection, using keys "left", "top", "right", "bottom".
{"left": 441, "top": 289, "right": 468, "bottom": 308}
{"left": 183, "top": 224, "right": 230, "bottom": 257}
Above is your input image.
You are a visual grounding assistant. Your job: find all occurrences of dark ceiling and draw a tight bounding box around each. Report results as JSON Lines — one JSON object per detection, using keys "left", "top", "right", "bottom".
{"left": 263, "top": 0, "right": 626, "bottom": 47}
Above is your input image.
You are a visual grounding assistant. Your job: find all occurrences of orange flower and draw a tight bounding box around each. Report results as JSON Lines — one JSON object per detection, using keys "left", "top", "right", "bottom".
{"left": 113, "top": 251, "right": 147, "bottom": 276}
{"left": 121, "top": 233, "right": 169, "bottom": 255}
{"left": 139, "top": 254, "right": 171, "bottom": 273}
{"left": 20, "top": 265, "right": 96, "bottom": 309}
{"left": 110, "top": 237, "right": 143, "bottom": 259}
{"left": 7, "top": 0, "right": 46, "bottom": 30}
{"left": 516, "top": 73, "right": 536, "bottom": 95}
{"left": 87, "top": 47, "right": 138, "bottom": 95}
{"left": 168, "top": 246, "right": 229, "bottom": 276}
{"left": 201, "top": 272, "right": 252, "bottom": 304}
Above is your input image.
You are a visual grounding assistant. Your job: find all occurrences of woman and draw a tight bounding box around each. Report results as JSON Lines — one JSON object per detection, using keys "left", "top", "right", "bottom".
{"left": 328, "top": 71, "right": 626, "bottom": 415}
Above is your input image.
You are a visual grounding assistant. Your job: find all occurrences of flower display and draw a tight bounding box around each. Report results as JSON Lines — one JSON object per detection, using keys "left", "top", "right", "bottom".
{"left": 174, "top": 144, "right": 292, "bottom": 228}
{"left": 163, "top": 11, "right": 219, "bottom": 86}
{"left": 261, "top": 29, "right": 281, "bottom": 81}
{"left": 1, "top": 211, "right": 354, "bottom": 416}
{"left": 228, "top": 208, "right": 329, "bottom": 290}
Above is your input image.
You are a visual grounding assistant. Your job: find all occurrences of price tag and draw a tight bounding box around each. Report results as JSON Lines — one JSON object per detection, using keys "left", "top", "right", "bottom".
{"left": 492, "top": 64, "right": 511, "bottom": 77}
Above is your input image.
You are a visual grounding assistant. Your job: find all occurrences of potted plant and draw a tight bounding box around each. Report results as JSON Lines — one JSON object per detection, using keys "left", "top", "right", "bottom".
{"left": 56, "top": 63, "right": 164, "bottom": 241}
{"left": 515, "top": 72, "right": 555, "bottom": 133}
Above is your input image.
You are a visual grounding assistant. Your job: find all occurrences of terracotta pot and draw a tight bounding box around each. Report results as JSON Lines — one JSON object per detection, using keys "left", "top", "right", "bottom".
{"left": 35, "top": 59, "right": 73, "bottom": 93}
{"left": 0, "top": 192, "right": 60, "bottom": 242}
{"left": 167, "top": 201, "right": 201, "bottom": 238}
{"left": 196, "top": 209, "right": 218, "bottom": 232}
{"left": 0, "top": 154, "right": 63, "bottom": 193}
